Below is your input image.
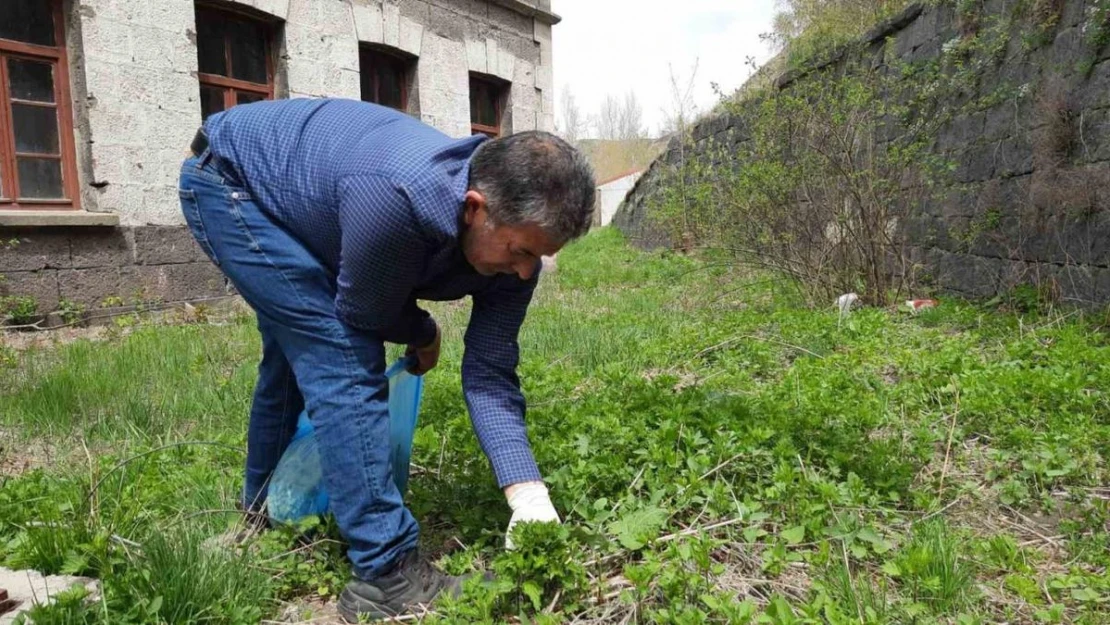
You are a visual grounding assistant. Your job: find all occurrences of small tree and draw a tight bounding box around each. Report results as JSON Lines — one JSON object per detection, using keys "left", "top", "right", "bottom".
{"left": 659, "top": 61, "right": 699, "bottom": 245}
{"left": 559, "top": 87, "right": 585, "bottom": 144}
{"left": 596, "top": 95, "right": 621, "bottom": 140}
{"left": 769, "top": 0, "right": 908, "bottom": 66}
{"left": 595, "top": 91, "right": 645, "bottom": 140}
{"left": 618, "top": 91, "right": 644, "bottom": 140}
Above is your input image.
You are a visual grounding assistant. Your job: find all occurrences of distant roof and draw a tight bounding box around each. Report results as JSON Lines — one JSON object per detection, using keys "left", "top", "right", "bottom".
{"left": 597, "top": 168, "right": 645, "bottom": 186}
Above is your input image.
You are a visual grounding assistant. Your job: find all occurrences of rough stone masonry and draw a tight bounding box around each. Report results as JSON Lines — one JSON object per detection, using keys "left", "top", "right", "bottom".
{"left": 616, "top": 0, "right": 1110, "bottom": 305}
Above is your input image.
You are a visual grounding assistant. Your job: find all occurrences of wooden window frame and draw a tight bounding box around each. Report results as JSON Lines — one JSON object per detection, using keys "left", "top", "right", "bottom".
{"left": 195, "top": 3, "right": 275, "bottom": 119}
{"left": 0, "top": 0, "right": 80, "bottom": 210}
{"left": 469, "top": 74, "right": 508, "bottom": 138}
{"left": 359, "top": 44, "right": 414, "bottom": 112}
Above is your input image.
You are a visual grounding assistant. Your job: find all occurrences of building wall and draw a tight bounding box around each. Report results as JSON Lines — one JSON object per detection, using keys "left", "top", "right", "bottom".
{"left": 595, "top": 172, "right": 642, "bottom": 227}
{"left": 0, "top": 0, "right": 558, "bottom": 316}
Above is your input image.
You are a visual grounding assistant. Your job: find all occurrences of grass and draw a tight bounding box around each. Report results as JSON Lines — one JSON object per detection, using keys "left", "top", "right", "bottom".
{"left": 2, "top": 227, "right": 1109, "bottom": 623}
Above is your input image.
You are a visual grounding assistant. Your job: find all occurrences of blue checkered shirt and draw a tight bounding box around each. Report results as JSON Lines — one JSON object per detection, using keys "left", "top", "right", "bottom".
{"left": 203, "top": 98, "right": 543, "bottom": 487}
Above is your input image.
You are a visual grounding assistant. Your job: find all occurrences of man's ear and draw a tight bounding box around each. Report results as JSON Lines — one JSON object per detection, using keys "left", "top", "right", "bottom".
{"left": 463, "top": 190, "right": 487, "bottom": 226}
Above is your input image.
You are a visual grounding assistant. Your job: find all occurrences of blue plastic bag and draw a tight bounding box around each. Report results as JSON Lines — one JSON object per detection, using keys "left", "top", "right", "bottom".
{"left": 267, "top": 357, "right": 424, "bottom": 525}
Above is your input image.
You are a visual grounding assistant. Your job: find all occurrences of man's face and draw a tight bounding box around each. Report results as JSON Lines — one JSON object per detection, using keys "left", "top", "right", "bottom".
{"left": 461, "top": 190, "right": 561, "bottom": 280}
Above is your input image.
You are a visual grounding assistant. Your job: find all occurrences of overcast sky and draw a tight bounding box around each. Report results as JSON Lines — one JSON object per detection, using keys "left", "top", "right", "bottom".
{"left": 550, "top": 0, "right": 779, "bottom": 138}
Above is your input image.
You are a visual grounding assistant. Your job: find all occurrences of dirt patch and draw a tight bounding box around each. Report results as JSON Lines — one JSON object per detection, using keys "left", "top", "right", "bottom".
{"left": 0, "top": 427, "right": 61, "bottom": 477}
{"left": 642, "top": 368, "right": 699, "bottom": 392}
{"left": 0, "top": 296, "right": 252, "bottom": 354}
{"left": 1, "top": 326, "right": 110, "bottom": 353}
{"left": 271, "top": 598, "right": 343, "bottom": 624}
{"left": 714, "top": 543, "right": 811, "bottom": 605}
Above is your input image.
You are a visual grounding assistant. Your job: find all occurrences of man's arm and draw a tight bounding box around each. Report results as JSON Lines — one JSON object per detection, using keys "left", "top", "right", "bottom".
{"left": 335, "top": 174, "right": 437, "bottom": 347}
{"left": 461, "top": 264, "right": 544, "bottom": 488}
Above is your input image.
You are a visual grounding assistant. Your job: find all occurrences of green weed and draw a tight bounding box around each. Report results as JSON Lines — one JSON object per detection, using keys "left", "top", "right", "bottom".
{"left": 891, "top": 519, "right": 976, "bottom": 613}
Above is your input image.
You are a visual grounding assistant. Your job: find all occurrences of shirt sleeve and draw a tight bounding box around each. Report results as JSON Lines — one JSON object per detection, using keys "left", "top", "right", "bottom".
{"left": 334, "top": 174, "right": 437, "bottom": 347}
{"left": 462, "top": 261, "right": 544, "bottom": 488}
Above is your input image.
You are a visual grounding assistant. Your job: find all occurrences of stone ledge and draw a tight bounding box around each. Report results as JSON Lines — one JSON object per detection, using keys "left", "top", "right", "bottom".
{"left": 488, "top": 0, "right": 560, "bottom": 25}
{"left": 0, "top": 211, "right": 120, "bottom": 228}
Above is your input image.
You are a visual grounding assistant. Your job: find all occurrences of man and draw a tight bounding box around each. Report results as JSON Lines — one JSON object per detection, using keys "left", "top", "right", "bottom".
{"left": 178, "top": 98, "right": 595, "bottom": 621}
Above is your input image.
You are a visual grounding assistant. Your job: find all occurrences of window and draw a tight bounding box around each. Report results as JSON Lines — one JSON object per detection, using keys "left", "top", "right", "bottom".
{"left": 469, "top": 74, "right": 508, "bottom": 138}
{"left": 195, "top": 5, "right": 274, "bottom": 120}
{"left": 0, "top": 0, "right": 79, "bottom": 209}
{"left": 360, "top": 46, "right": 414, "bottom": 112}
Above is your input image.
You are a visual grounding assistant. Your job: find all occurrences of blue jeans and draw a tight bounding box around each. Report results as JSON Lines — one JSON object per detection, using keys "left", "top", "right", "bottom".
{"left": 178, "top": 153, "right": 418, "bottom": 579}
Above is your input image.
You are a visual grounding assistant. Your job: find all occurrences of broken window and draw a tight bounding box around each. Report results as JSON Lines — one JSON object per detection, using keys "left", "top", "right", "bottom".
{"left": 360, "top": 46, "right": 414, "bottom": 112}
{"left": 0, "top": 0, "right": 80, "bottom": 208}
{"left": 194, "top": 4, "right": 274, "bottom": 120}
{"left": 469, "top": 74, "right": 508, "bottom": 138}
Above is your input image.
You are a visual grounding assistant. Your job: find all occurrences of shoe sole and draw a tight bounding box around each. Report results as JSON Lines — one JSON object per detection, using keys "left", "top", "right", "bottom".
{"left": 337, "top": 588, "right": 400, "bottom": 623}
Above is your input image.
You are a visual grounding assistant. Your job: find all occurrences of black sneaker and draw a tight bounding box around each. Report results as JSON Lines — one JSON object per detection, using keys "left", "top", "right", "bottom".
{"left": 338, "top": 549, "right": 471, "bottom": 622}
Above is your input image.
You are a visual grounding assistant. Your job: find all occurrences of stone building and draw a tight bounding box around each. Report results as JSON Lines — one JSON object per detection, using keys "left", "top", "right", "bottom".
{"left": 0, "top": 0, "right": 559, "bottom": 319}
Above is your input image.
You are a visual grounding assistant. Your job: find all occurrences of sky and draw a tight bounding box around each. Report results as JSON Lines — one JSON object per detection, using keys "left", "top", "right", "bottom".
{"left": 550, "top": 0, "right": 780, "bottom": 139}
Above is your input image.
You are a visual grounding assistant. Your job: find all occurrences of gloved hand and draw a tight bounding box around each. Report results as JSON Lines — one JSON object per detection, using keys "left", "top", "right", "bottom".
{"left": 405, "top": 322, "right": 441, "bottom": 375}
{"left": 504, "top": 481, "right": 560, "bottom": 549}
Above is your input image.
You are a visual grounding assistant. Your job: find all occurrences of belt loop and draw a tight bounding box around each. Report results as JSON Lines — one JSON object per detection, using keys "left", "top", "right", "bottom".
{"left": 196, "top": 149, "right": 213, "bottom": 168}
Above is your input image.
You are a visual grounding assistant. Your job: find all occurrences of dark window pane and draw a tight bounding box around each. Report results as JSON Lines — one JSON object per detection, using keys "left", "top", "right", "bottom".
{"left": 470, "top": 78, "right": 501, "bottom": 127}
{"left": 359, "top": 49, "right": 375, "bottom": 102}
{"left": 376, "top": 58, "right": 403, "bottom": 109}
{"left": 361, "top": 49, "right": 410, "bottom": 110}
{"left": 480, "top": 94, "right": 497, "bottom": 126}
{"left": 196, "top": 11, "right": 226, "bottom": 76}
{"left": 9, "top": 58, "right": 55, "bottom": 102}
{"left": 0, "top": 0, "right": 56, "bottom": 46}
{"left": 12, "top": 104, "right": 60, "bottom": 154}
{"left": 228, "top": 18, "right": 268, "bottom": 84}
{"left": 200, "top": 85, "right": 225, "bottom": 120}
{"left": 236, "top": 91, "right": 265, "bottom": 106}
{"left": 17, "top": 157, "right": 64, "bottom": 199}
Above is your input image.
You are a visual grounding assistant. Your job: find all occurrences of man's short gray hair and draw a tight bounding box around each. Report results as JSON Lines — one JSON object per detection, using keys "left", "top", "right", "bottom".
{"left": 469, "top": 131, "right": 596, "bottom": 245}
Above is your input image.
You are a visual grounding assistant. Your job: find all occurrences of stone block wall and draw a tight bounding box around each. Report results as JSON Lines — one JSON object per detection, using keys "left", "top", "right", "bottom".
{"left": 615, "top": 0, "right": 1110, "bottom": 305}
{"left": 1, "top": 228, "right": 226, "bottom": 313}
{"left": 1, "top": 0, "right": 558, "bottom": 317}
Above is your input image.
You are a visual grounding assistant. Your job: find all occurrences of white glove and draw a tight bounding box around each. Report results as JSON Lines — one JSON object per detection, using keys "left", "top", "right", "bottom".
{"left": 505, "top": 482, "right": 561, "bottom": 549}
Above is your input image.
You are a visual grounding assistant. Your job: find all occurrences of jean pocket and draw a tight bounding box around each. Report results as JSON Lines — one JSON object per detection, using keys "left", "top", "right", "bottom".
{"left": 179, "top": 188, "right": 220, "bottom": 266}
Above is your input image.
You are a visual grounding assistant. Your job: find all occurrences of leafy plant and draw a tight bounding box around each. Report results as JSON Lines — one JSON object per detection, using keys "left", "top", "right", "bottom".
{"left": 12, "top": 584, "right": 96, "bottom": 625}
{"left": 1, "top": 295, "right": 38, "bottom": 325}
{"left": 502, "top": 522, "right": 588, "bottom": 612}
{"left": 607, "top": 504, "right": 668, "bottom": 550}
{"left": 57, "top": 299, "right": 86, "bottom": 326}
{"left": 0, "top": 341, "right": 16, "bottom": 369}
{"left": 250, "top": 516, "right": 350, "bottom": 600}
{"left": 1079, "top": 0, "right": 1110, "bottom": 75}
